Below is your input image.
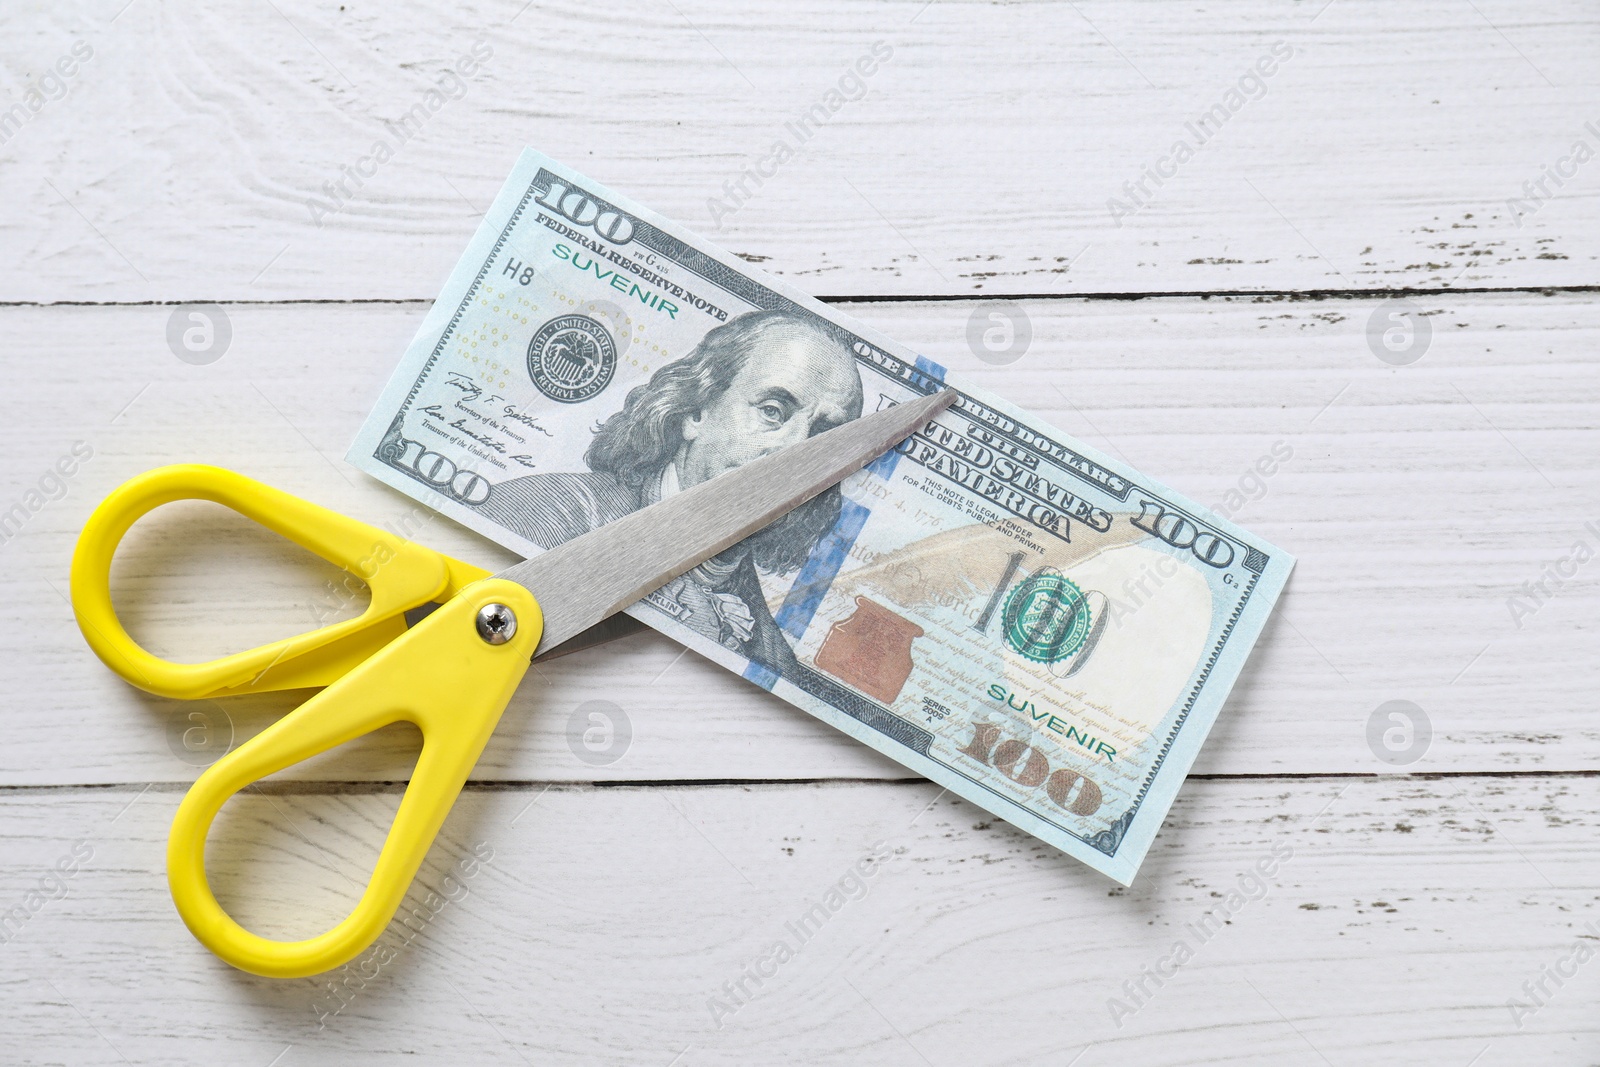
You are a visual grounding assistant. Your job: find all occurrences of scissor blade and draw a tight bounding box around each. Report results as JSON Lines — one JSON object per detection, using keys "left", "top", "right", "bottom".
{"left": 534, "top": 613, "right": 648, "bottom": 660}
{"left": 496, "top": 388, "right": 956, "bottom": 655}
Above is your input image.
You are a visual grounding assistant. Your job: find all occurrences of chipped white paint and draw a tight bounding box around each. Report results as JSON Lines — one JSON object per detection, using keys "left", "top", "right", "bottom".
{"left": 0, "top": 778, "right": 1596, "bottom": 1064}
{"left": 0, "top": 0, "right": 1596, "bottom": 301}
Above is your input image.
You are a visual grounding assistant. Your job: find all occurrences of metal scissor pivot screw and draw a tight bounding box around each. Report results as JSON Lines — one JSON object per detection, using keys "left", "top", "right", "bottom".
{"left": 474, "top": 603, "right": 517, "bottom": 645}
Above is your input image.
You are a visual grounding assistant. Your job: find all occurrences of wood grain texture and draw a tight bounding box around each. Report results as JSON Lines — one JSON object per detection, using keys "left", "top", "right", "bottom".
{"left": 1, "top": 293, "right": 1594, "bottom": 784}
{"left": 1, "top": 0, "right": 1596, "bottom": 302}
{"left": 0, "top": 776, "right": 1594, "bottom": 1065}
{"left": 3, "top": 4, "right": 1596, "bottom": 1055}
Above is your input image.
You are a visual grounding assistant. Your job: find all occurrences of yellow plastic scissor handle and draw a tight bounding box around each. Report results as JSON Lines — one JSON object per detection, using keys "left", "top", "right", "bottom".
{"left": 69, "top": 464, "right": 489, "bottom": 698}
{"left": 167, "top": 577, "right": 541, "bottom": 977}
{"left": 69, "top": 465, "right": 543, "bottom": 976}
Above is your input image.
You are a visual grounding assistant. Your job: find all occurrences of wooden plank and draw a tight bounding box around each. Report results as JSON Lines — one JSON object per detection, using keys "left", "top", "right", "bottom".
{"left": 1, "top": 292, "right": 1593, "bottom": 784}
{"left": 0, "top": 775, "right": 1594, "bottom": 1064}
{"left": 1, "top": 0, "right": 1596, "bottom": 302}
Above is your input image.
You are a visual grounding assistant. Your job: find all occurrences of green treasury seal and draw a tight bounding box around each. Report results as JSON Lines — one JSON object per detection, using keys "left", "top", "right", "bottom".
{"left": 1002, "top": 571, "right": 1093, "bottom": 664}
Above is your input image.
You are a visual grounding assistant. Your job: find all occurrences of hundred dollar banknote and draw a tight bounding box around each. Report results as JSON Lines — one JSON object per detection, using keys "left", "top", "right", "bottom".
{"left": 347, "top": 148, "right": 1294, "bottom": 884}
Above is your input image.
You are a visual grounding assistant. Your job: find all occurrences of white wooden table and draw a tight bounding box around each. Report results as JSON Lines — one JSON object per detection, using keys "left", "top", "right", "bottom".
{"left": 2, "top": 2, "right": 1596, "bottom": 1063}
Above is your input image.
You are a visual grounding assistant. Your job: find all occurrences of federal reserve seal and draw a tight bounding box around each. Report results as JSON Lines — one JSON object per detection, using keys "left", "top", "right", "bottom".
{"left": 526, "top": 314, "right": 617, "bottom": 403}
{"left": 1002, "top": 572, "right": 1093, "bottom": 664}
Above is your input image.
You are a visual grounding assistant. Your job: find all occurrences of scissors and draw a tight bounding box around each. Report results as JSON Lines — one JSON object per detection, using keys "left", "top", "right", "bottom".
{"left": 70, "top": 389, "right": 954, "bottom": 978}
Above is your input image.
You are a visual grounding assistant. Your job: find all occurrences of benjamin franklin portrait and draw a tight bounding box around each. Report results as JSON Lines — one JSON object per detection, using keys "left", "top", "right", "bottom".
{"left": 471, "top": 308, "right": 866, "bottom": 674}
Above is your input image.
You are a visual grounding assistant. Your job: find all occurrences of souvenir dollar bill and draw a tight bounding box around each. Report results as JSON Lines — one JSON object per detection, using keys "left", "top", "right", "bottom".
{"left": 347, "top": 148, "right": 1294, "bottom": 883}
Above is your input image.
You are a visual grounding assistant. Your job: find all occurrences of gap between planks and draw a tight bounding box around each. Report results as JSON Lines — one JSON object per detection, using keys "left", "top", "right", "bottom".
{"left": 4, "top": 769, "right": 1598, "bottom": 797}
{"left": 3, "top": 284, "right": 1600, "bottom": 309}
